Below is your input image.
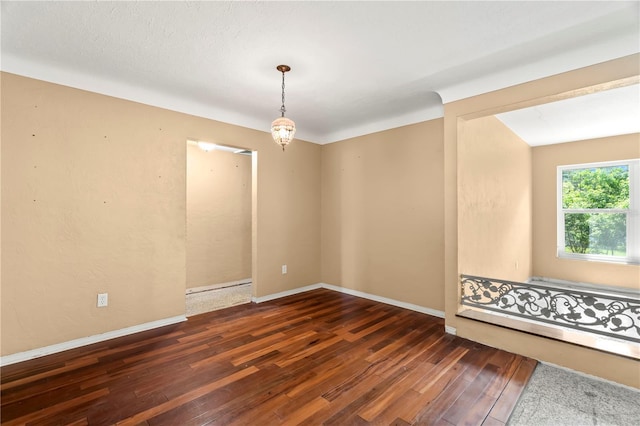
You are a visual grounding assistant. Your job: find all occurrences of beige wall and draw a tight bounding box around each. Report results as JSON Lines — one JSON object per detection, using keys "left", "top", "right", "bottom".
{"left": 321, "top": 120, "right": 444, "bottom": 311}
{"left": 444, "top": 54, "right": 640, "bottom": 388}
{"left": 458, "top": 115, "right": 532, "bottom": 282}
{"left": 532, "top": 134, "right": 640, "bottom": 288}
{"left": 2, "top": 56, "right": 639, "bottom": 387}
{"left": 1, "top": 72, "right": 321, "bottom": 356}
{"left": 186, "top": 146, "right": 252, "bottom": 289}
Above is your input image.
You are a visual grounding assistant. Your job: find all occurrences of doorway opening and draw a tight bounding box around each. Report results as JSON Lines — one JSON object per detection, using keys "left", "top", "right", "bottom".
{"left": 185, "top": 140, "right": 255, "bottom": 316}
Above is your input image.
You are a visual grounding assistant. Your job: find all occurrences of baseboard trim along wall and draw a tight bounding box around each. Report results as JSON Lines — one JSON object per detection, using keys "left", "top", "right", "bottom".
{"left": 0, "top": 315, "right": 187, "bottom": 367}
{"left": 445, "top": 325, "right": 457, "bottom": 335}
{"left": 253, "top": 282, "right": 445, "bottom": 319}
{"left": 4, "top": 283, "right": 443, "bottom": 367}
{"left": 186, "top": 278, "right": 252, "bottom": 295}
{"left": 251, "top": 283, "right": 324, "bottom": 303}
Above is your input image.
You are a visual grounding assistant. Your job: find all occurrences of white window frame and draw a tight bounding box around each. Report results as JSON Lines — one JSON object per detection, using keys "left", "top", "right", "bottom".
{"left": 557, "top": 159, "right": 639, "bottom": 265}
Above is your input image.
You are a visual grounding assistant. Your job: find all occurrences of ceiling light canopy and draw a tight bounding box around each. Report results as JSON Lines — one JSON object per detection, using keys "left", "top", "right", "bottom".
{"left": 271, "top": 65, "right": 296, "bottom": 151}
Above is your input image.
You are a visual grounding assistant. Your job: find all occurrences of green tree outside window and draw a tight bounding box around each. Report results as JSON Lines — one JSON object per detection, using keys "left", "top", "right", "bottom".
{"left": 562, "top": 165, "right": 629, "bottom": 256}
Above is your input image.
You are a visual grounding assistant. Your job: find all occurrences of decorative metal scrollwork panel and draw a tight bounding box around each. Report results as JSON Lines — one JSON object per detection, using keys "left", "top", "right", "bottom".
{"left": 460, "top": 274, "right": 640, "bottom": 343}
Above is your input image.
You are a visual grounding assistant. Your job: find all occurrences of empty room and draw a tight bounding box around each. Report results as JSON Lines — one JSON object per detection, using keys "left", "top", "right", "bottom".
{"left": 1, "top": 1, "right": 639, "bottom": 425}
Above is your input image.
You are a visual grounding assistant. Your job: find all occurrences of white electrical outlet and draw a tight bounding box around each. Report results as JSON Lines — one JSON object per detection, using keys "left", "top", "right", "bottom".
{"left": 97, "top": 293, "right": 108, "bottom": 307}
{"left": 282, "top": 264, "right": 287, "bottom": 274}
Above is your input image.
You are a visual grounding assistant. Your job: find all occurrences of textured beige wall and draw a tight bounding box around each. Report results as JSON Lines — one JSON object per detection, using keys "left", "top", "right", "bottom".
{"left": 1, "top": 73, "right": 321, "bottom": 356}
{"left": 532, "top": 134, "right": 640, "bottom": 288}
{"left": 444, "top": 54, "right": 640, "bottom": 388}
{"left": 321, "top": 120, "right": 444, "bottom": 311}
{"left": 186, "top": 146, "right": 252, "bottom": 289}
{"left": 458, "top": 115, "right": 532, "bottom": 282}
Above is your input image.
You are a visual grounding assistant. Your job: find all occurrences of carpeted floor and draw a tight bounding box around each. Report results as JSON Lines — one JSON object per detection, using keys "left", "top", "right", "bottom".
{"left": 186, "top": 283, "right": 252, "bottom": 316}
{"left": 508, "top": 363, "right": 640, "bottom": 426}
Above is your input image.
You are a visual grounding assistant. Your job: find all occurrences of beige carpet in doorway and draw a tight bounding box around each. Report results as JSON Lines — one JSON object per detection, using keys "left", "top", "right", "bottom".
{"left": 186, "top": 283, "right": 252, "bottom": 316}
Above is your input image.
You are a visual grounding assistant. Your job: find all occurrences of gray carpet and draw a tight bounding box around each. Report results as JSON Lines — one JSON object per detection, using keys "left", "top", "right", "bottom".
{"left": 508, "top": 363, "right": 640, "bottom": 426}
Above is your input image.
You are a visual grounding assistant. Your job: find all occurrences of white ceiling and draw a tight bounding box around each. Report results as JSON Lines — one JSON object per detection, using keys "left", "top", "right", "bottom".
{"left": 1, "top": 1, "right": 639, "bottom": 144}
{"left": 496, "top": 84, "right": 640, "bottom": 147}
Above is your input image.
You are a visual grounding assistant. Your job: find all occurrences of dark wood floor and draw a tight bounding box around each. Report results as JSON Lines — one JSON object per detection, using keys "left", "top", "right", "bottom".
{"left": 1, "top": 289, "right": 536, "bottom": 425}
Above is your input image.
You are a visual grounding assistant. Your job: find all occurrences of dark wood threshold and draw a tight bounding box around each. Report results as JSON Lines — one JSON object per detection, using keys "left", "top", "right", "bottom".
{"left": 1, "top": 288, "right": 536, "bottom": 425}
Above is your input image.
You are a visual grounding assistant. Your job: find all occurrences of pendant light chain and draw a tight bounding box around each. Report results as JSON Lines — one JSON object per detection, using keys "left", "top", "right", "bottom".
{"left": 280, "top": 70, "right": 286, "bottom": 117}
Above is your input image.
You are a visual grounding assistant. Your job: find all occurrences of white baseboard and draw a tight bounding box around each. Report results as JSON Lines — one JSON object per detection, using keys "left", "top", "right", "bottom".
{"left": 445, "top": 325, "right": 457, "bottom": 335}
{"left": 0, "top": 315, "right": 187, "bottom": 367}
{"left": 252, "top": 283, "right": 323, "bottom": 303}
{"left": 320, "top": 283, "right": 445, "bottom": 318}
{"left": 254, "top": 282, "right": 445, "bottom": 319}
{"left": 3, "top": 284, "right": 442, "bottom": 367}
{"left": 186, "top": 278, "right": 252, "bottom": 295}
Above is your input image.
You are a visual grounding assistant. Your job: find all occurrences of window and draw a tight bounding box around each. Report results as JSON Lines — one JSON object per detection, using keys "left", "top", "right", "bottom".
{"left": 557, "top": 159, "right": 639, "bottom": 264}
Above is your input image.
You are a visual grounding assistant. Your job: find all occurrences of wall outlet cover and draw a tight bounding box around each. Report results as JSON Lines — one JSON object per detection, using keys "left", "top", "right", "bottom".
{"left": 97, "top": 293, "right": 108, "bottom": 307}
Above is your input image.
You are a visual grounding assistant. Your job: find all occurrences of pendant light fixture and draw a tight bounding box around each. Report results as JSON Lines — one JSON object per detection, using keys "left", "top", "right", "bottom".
{"left": 271, "top": 65, "right": 296, "bottom": 151}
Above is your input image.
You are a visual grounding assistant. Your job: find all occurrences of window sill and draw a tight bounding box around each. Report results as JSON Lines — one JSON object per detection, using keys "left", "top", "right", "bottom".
{"left": 557, "top": 252, "right": 639, "bottom": 266}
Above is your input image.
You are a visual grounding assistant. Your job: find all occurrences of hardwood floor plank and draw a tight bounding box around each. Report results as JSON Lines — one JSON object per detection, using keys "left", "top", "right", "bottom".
{"left": 364, "top": 322, "right": 434, "bottom": 364}
{"left": 458, "top": 391, "right": 499, "bottom": 426}
{"left": 115, "top": 366, "right": 259, "bottom": 425}
{"left": 483, "top": 351, "right": 520, "bottom": 399}
{"left": 344, "top": 313, "right": 403, "bottom": 342}
{"left": 323, "top": 367, "right": 412, "bottom": 425}
{"left": 375, "top": 353, "right": 470, "bottom": 423}
{"left": 279, "top": 395, "right": 329, "bottom": 425}
{"left": 330, "top": 308, "right": 391, "bottom": 338}
{"left": 230, "top": 329, "right": 317, "bottom": 366}
{"left": 0, "top": 357, "right": 99, "bottom": 392}
{"left": 0, "top": 363, "right": 107, "bottom": 406}
{"left": 284, "top": 356, "right": 369, "bottom": 399}
{"left": 225, "top": 393, "right": 291, "bottom": 425}
{"left": 413, "top": 374, "right": 471, "bottom": 424}
{"left": 357, "top": 370, "right": 416, "bottom": 421}
{"left": 370, "top": 388, "right": 426, "bottom": 425}
{"left": 368, "top": 326, "right": 445, "bottom": 379}
{"left": 86, "top": 389, "right": 168, "bottom": 425}
{"left": 204, "top": 363, "right": 320, "bottom": 425}
{"left": 161, "top": 361, "right": 247, "bottom": 401}
{"left": 441, "top": 365, "right": 498, "bottom": 424}
{"left": 482, "top": 415, "right": 506, "bottom": 426}
{"left": 487, "top": 357, "right": 537, "bottom": 423}
{"left": 29, "top": 415, "right": 91, "bottom": 426}
{"left": 3, "top": 388, "right": 109, "bottom": 426}
{"left": 299, "top": 372, "right": 382, "bottom": 426}
{"left": 275, "top": 335, "right": 344, "bottom": 368}
{"left": 0, "top": 288, "right": 535, "bottom": 425}
{"left": 276, "top": 359, "right": 371, "bottom": 419}
{"left": 390, "top": 418, "right": 413, "bottom": 426}
{"left": 0, "top": 360, "right": 66, "bottom": 385}
{"left": 414, "top": 345, "right": 469, "bottom": 393}
{"left": 130, "top": 362, "right": 197, "bottom": 398}
{"left": 189, "top": 332, "right": 287, "bottom": 369}
{"left": 145, "top": 364, "right": 288, "bottom": 425}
